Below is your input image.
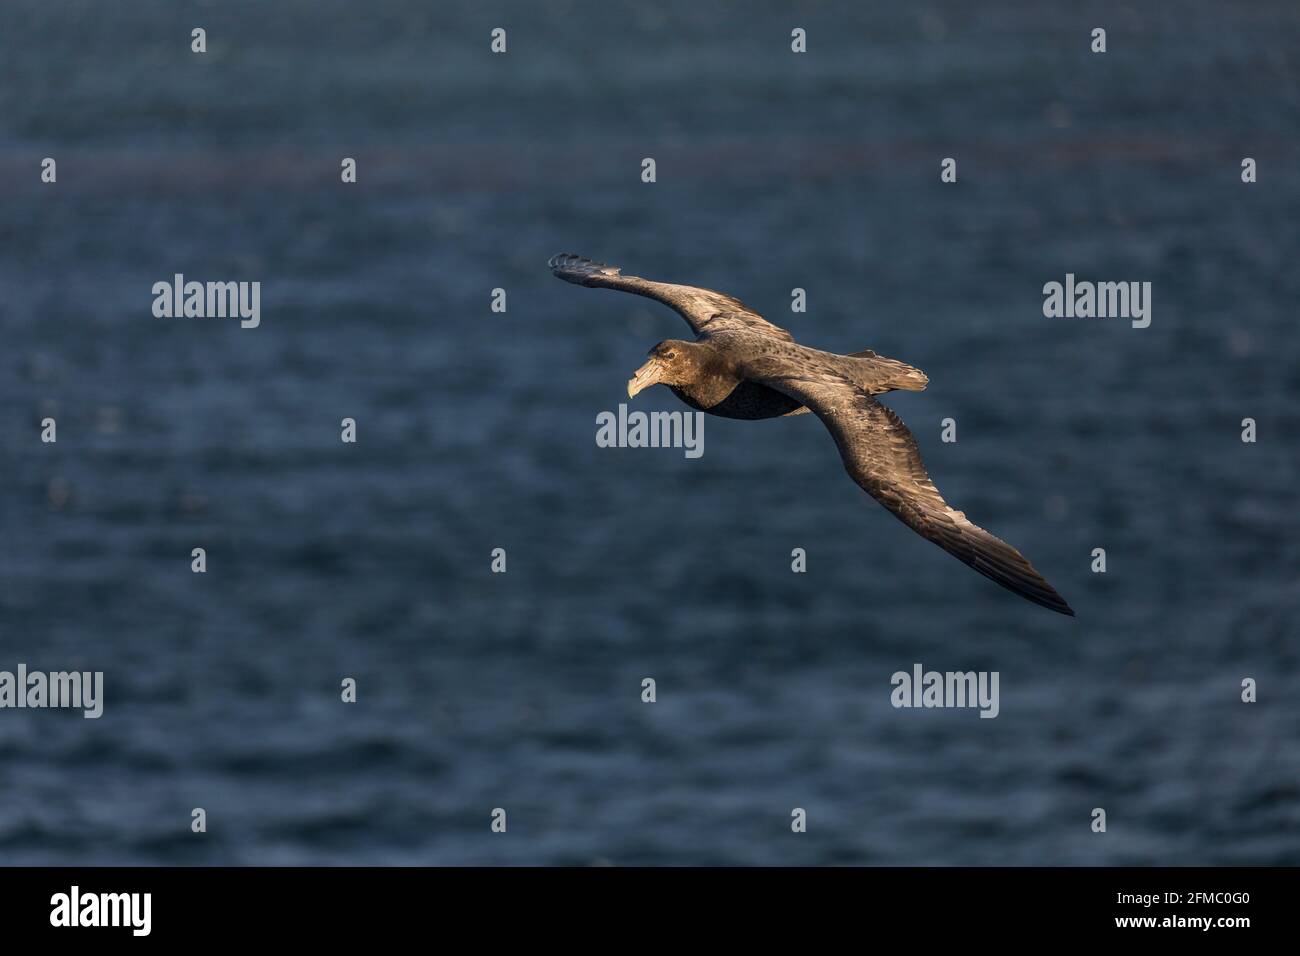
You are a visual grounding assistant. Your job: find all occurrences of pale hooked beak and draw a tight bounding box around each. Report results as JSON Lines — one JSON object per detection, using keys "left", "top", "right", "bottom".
{"left": 627, "top": 358, "right": 665, "bottom": 398}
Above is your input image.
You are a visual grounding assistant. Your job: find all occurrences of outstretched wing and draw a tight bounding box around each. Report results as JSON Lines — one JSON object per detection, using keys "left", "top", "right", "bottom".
{"left": 747, "top": 367, "right": 1074, "bottom": 615}
{"left": 549, "top": 253, "right": 795, "bottom": 342}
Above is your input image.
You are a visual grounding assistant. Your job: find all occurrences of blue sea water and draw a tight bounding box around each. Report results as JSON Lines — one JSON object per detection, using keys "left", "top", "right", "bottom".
{"left": 0, "top": 0, "right": 1297, "bottom": 864}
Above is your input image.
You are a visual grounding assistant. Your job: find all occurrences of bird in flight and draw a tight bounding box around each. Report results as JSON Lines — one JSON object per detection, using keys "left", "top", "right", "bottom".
{"left": 550, "top": 253, "right": 1074, "bottom": 616}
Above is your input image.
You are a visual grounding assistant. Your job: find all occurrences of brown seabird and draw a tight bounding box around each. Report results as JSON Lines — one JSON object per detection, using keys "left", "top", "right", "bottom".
{"left": 550, "top": 253, "right": 1074, "bottom": 616}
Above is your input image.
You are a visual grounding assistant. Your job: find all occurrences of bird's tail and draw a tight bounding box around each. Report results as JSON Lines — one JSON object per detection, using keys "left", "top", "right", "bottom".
{"left": 847, "top": 349, "right": 929, "bottom": 392}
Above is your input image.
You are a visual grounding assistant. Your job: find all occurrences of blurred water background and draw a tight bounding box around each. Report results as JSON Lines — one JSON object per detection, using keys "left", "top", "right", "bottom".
{"left": 0, "top": 0, "right": 1297, "bottom": 864}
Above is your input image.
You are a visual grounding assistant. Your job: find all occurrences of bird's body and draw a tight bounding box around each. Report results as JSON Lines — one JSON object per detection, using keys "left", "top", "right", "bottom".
{"left": 550, "top": 253, "right": 1074, "bottom": 616}
{"left": 668, "top": 375, "right": 804, "bottom": 420}
{"left": 664, "top": 342, "right": 929, "bottom": 419}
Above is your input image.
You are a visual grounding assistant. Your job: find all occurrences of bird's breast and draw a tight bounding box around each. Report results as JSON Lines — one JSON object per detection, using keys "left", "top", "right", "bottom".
{"left": 670, "top": 379, "right": 806, "bottom": 420}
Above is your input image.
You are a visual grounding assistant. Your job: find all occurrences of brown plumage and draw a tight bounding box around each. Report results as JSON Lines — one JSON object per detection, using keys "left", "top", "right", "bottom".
{"left": 550, "top": 253, "right": 1073, "bottom": 616}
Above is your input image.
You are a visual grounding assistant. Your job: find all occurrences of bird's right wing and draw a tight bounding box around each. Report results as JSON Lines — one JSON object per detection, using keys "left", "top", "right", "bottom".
{"left": 549, "top": 253, "right": 795, "bottom": 341}
{"left": 746, "top": 366, "right": 1073, "bottom": 615}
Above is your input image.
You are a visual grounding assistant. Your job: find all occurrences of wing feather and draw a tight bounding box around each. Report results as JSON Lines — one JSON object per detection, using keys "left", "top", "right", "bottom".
{"left": 749, "top": 369, "right": 1074, "bottom": 615}
{"left": 549, "top": 253, "right": 794, "bottom": 341}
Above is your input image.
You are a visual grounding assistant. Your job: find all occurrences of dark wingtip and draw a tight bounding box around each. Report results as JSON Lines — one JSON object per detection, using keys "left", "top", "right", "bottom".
{"left": 1036, "top": 579, "right": 1075, "bottom": 616}
{"left": 1039, "top": 595, "right": 1075, "bottom": 616}
{"left": 549, "top": 253, "right": 621, "bottom": 284}
{"left": 1034, "top": 584, "right": 1074, "bottom": 616}
{"left": 1014, "top": 584, "right": 1074, "bottom": 616}
{"left": 549, "top": 252, "right": 590, "bottom": 272}
{"left": 1021, "top": 581, "right": 1074, "bottom": 616}
{"left": 959, "top": 527, "right": 1077, "bottom": 617}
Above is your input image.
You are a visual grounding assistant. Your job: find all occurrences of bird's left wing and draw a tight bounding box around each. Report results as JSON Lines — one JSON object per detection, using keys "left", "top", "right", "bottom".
{"left": 549, "top": 253, "right": 795, "bottom": 341}
{"left": 744, "top": 365, "right": 1074, "bottom": 615}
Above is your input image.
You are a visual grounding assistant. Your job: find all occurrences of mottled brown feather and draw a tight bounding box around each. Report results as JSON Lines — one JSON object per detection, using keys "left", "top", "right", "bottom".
{"left": 549, "top": 253, "right": 795, "bottom": 341}
{"left": 740, "top": 362, "right": 1074, "bottom": 615}
{"left": 550, "top": 255, "right": 1072, "bottom": 615}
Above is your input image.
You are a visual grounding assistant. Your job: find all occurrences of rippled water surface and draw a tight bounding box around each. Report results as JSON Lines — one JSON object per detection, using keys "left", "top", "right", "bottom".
{"left": 1, "top": 1, "right": 1298, "bottom": 864}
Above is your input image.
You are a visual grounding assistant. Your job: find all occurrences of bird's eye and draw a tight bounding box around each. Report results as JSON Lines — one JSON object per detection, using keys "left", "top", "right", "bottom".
{"left": 664, "top": 351, "right": 677, "bottom": 360}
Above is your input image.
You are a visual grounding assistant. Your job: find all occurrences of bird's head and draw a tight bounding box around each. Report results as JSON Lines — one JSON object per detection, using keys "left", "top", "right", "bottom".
{"left": 627, "top": 340, "right": 708, "bottom": 398}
